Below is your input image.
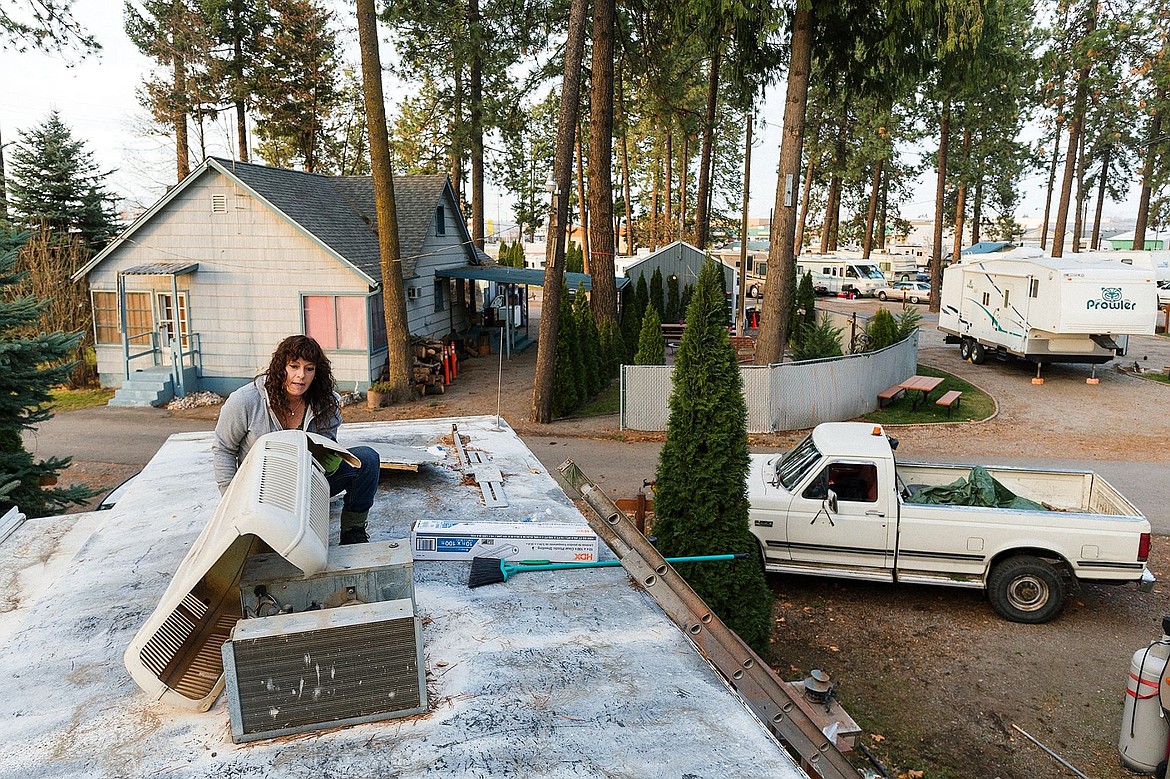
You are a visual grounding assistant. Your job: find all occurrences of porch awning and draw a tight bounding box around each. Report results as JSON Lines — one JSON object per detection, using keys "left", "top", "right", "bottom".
{"left": 120, "top": 262, "right": 199, "bottom": 276}
{"left": 436, "top": 264, "right": 628, "bottom": 292}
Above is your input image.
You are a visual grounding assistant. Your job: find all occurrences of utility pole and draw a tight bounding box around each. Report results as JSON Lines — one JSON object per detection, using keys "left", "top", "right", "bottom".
{"left": 738, "top": 114, "right": 752, "bottom": 335}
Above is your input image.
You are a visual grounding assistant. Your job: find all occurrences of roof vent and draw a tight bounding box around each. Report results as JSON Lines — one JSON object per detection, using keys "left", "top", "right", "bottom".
{"left": 211, "top": 193, "right": 228, "bottom": 213}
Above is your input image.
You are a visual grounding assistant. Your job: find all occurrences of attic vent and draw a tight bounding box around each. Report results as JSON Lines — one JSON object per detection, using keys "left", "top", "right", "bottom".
{"left": 211, "top": 194, "right": 228, "bottom": 213}
{"left": 407, "top": 286, "right": 422, "bottom": 300}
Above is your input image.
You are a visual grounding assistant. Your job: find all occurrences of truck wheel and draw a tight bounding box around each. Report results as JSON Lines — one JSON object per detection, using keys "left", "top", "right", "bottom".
{"left": 959, "top": 338, "right": 973, "bottom": 360}
{"left": 987, "top": 555, "right": 1066, "bottom": 623}
{"left": 878, "top": 291, "right": 888, "bottom": 301}
{"left": 970, "top": 342, "right": 987, "bottom": 364}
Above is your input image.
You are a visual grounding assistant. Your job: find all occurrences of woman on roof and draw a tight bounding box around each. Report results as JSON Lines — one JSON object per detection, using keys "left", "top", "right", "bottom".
{"left": 212, "top": 335, "right": 380, "bottom": 545}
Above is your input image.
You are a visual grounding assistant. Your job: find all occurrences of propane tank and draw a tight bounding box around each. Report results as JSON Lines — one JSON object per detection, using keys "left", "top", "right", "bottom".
{"left": 1119, "top": 615, "right": 1170, "bottom": 774}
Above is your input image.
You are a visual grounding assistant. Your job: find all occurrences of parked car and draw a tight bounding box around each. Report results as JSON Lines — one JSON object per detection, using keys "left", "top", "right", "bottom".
{"left": 1157, "top": 279, "right": 1170, "bottom": 307}
{"left": 876, "top": 280, "right": 931, "bottom": 303}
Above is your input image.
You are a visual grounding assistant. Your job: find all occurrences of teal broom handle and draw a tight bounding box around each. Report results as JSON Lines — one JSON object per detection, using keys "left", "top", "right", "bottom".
{"left": 507, "top": 553, "right": 745, "bottom": 573}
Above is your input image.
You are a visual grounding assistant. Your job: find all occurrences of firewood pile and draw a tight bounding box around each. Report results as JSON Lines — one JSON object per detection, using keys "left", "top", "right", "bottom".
{"left": 412, "top": 336, "right": 448, "bottom": 396}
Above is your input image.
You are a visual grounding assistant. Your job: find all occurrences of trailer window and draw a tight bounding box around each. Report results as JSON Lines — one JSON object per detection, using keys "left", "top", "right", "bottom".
{"left": 1029, "top": 279, "right": 1039, "bottom": 297}
{"left": 982, "top": 292, "right": 990, "bottom": 306}
{"left": 776, "top": 435, "right": 821, "bottom": 491}
{"left": 1003, "top": 289, "right": 1010, "bottom": 306}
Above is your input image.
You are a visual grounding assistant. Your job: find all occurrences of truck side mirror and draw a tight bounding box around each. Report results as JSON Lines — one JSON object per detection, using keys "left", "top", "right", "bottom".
{"left": 826, "top": 490, "right": 839, "bottom": 514}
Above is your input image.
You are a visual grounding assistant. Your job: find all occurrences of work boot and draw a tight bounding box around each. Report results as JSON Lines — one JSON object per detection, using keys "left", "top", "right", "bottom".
{"left": 339, "top": 510, "right": 369, "bottom": 545}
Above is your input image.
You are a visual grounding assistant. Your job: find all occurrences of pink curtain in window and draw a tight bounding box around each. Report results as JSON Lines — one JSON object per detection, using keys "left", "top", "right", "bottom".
{"left": 336, "top": 297, "right": 367, "bottom": 350}
{"left": 304, "top": 296, "right": 337, "bottom": 349}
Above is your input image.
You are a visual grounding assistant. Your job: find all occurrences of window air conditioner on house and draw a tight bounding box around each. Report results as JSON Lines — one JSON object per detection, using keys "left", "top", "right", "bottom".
{"left": 123, "top": 430, "right": 358, "bottom": 711}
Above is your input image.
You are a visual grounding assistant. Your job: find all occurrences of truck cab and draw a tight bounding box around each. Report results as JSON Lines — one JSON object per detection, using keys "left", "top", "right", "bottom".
{"left": 750, "top": 424, "right": 897, "bottom": 580}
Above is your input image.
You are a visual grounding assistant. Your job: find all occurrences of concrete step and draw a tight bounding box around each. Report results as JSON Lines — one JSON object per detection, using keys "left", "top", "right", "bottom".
{"left": 109, "top": 373, "right": 174, "bottom": 407}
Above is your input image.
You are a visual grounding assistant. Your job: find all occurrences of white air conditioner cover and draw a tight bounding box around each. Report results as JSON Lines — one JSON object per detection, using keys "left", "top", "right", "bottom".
{"left": 123, "top": 430, "right": 354, "bottom": 711}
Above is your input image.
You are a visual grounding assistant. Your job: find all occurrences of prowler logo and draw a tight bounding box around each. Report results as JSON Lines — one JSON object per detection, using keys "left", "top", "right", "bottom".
{"left": 1086, "top": 287, "right": 1135, "bottom": 310}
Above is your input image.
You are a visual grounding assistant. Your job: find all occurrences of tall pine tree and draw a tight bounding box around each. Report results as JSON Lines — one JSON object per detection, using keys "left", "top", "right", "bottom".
{"left": 0, "top": 232, "right": 99, "bottom": 517}
{"left": 7, "top": 111, "right": 118, "bottom": 251}
{"left": 253, "top": 0, "right": 341, "bottom": 172}
{"left": 651, "top": 259, "right": 771, "bottom": 651}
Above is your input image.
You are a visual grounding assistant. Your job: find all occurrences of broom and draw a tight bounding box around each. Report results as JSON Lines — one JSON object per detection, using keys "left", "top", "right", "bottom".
{"left": 468, "top": 553, "right": 746, "bottom": 588}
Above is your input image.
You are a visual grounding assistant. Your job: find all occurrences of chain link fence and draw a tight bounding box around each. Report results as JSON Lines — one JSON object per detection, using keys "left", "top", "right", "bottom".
{"left": 620, "top": 326, "right": 918, "bottom": 433}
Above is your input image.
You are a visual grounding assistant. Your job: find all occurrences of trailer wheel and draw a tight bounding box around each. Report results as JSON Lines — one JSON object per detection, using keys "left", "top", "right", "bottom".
{"left": 959, "top": 338, "right": 973, "bottom": 360}
{"left": 748, "top": 284, "right": 760, "bottom": 298}
{"left": 987, "top": 555, "right": 1066, "bottom": 623}
{"left": 970, "top": 342, "right": 987, "bottom": 364}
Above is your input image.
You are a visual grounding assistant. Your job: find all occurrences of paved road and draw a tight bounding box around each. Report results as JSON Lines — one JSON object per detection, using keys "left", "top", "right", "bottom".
{"left": 21, "top": 406, "right": 216, "bottom": 467}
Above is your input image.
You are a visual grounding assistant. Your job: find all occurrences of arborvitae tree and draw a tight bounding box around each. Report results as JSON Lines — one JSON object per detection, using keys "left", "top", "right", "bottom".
{"left": 651, "top": 259, "right": 771, "bottom": 652}
{"left": 650, "top": 266, "right": 665, "bottom": 318}
{"left": 791, "top": 313, "right": 844, "bottom": 362}
{"left": 620, "top": 282, "right": 641, "bottom": 363}
{"left": 598, "top": 316, "right": 623, "bottom": 380}
{"left": 0, "top": 232, "right": 99, "bottom": 517}
{"left": 787, "top": 271, "right": 817, "bottom": 349}
{"left": 635, "top": 272, "right": 650, "bottom": 322}
{"left": 665, "top": 273, "right": 681, "bottom": 322}
{"left": 496, "top": 240, "right": 509, "bottom": 264}
{"left": 7, "top": 111, "right": 118, "bottom": 251}
{"left": 551, "top": 281, "right": 581, "bottom": 417}
{"left": 681, "top": 282, "right": 694, "bottom": 317}
{"left": 574, "top": 284, "right": 603, "bottom": 397}
{"left": 511, "top": 241, "right": 526, "bottom": 267}
{"left": 865, "top": 307, "right": 902, "bottom": 351}
{"left": 634, "top": 304, "right": 665, "bottom": 365}
{"left": 565, "top": 241, "right": 585, "bottom": 273}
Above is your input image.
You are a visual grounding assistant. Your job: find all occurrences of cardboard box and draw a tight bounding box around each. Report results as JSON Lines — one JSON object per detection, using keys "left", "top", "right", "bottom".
{"left": 411, "top": 520, "right": 599, "bottom": 562}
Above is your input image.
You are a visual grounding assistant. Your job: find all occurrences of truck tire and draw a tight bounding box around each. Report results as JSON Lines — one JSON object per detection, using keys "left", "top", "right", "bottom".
{"left": 959, "top": 338, "right": 973, "bottom": 360}
{"left": 970, "top": 341, "right": 987, "bottom": 364}
{"left": 987, "top": 555, "right": 1066, "bottom": 623}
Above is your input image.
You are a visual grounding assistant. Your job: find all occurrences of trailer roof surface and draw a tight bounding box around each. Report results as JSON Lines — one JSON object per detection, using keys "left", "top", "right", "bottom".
{"left": 0, "top": 415, "right": 805, "bottom": 779}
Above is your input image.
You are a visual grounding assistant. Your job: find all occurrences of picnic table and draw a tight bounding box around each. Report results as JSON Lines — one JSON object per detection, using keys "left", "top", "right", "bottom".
{"left": 898, "top": 375, "right": 944, "bottom": 410}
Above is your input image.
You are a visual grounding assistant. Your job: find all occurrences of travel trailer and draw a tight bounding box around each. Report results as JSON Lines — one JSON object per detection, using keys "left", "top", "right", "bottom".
{"left": 938, "top": 255, "right": 1157, "bottom": 366}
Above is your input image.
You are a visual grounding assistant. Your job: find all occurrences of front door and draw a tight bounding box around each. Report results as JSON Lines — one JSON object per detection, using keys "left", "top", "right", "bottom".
{"left": 784, "top": 460, "right": 894, "bottom": 578}
{"left": 157, "top": 292, "right": 190, "bottom": 350}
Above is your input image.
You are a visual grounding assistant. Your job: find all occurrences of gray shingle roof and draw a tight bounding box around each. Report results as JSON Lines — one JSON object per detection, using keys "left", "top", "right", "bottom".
{"left": 211, "top": 158, "right": 469, "bottom": 281}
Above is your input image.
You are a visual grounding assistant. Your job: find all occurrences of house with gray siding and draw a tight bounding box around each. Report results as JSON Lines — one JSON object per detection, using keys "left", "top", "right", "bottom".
{"left": 73, "top": 158, "right": 483, "bottom": 404}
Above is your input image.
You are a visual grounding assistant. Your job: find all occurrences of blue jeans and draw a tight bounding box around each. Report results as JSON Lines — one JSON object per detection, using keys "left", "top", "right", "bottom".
{"left": 326, "top": 445, "right": 380, "bottom": 513}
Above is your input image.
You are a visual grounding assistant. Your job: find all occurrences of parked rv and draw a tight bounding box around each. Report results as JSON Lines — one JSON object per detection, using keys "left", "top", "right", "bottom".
{"left": 749, "top": 423, "right": 1154, "bottom": 623}
{"left": 796, "top": 256, "right": 887, "bottom": 297}
{"left": 938, "top": 255, "right": 1157, "bottom": 366}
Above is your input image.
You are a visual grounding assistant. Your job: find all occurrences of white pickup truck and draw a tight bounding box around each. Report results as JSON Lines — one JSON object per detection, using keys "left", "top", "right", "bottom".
{"left": 748, "top": 423, "right": 1154, "bottom": 623}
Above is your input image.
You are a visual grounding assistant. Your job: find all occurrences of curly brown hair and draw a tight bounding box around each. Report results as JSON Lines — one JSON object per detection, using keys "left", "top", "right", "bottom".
{"left": 262, "top": 335, "right": 338, "bottom": 424}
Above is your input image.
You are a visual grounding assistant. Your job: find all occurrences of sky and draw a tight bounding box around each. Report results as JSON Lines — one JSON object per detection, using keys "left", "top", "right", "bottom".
{"left": 0, "top": 0, "right": 1145, "bottom": 238}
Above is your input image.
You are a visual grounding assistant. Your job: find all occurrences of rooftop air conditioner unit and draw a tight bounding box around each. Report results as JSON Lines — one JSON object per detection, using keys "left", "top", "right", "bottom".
{"left": 222, "top": 597, "right": 426, "bottom": 743}
{"left": 123, "top": 430, "right": 359, "bottom": 711}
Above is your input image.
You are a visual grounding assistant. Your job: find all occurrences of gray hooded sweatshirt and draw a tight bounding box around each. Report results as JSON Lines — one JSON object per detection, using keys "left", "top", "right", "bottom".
{"left": 212, "top": 377, "right": 342, "bottom": 492}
